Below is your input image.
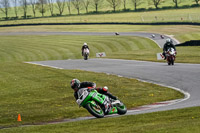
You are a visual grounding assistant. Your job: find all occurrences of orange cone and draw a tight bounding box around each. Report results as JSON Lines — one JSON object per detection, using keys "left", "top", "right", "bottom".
{"left": 17, "top": 114, "right": 21, "bottom": 121}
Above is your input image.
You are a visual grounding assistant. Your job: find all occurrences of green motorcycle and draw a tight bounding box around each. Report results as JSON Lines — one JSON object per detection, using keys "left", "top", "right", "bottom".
{"left": 76, "top": 87, "right": 127, "bottom": 118}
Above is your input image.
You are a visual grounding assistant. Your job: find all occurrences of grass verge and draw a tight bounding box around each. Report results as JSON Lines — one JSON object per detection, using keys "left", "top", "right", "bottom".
{"left": 0, "top": 25, "right": 200, "bottom": 43}
{"left": 0, "top": 35, "right": 199, "bottom": 63}
{"left": 1, "top": 8, "right": 200, "bottom": 24}
{"left": 1, "top": 106, "right": 200, "bottom": 133}
{"left": 0, "top": 35, "right": 157, "bottom": 62}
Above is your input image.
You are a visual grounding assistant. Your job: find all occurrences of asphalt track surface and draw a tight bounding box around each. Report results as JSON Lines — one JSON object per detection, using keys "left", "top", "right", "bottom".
{"left": 2, "top": 31, "right": 200, "bottom": 125}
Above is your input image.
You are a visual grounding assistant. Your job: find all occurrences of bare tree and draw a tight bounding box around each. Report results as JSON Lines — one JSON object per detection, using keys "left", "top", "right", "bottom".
{"left": 107, "top": 0, "right": 121, "bottom": 12}
{"left": 149, "top": 0, "right": 162, "bottom": 9}
{"left": 122, "top": 0, "right": 126, "bottom": 10}
{"left": 20, "top": 0, "right": 28, "bottom": 18}
{"left": 12, "top": 0, "right": 19, "bottom": 18}
{"left": 37, "top": 0, "right": 47, "bottom": 17}
{"left": 82, "top": 0, "right": 90, "bottom": 13}
{"left": 56, "top": 0, "right": 66, "bottom": 15}
{"left": 30, "top": 0, "right": 37, "bottom": 17}
{"left": 0, "top": 0, "right": 10, "bottom": 19}
{"left": 194, "top": 0, "right": 200, "bottom": 4}
{"left": 132, "top": 0, "right": 142, "bottom": 10}
{"left": 72, "top": 0, "right": 82, "bottom": 15}
{"left": 172, "top": 0, "right": 181, "bottom": 8}
{"left": 47, "top": 0, "right": 54, "bottom": 16}
{"left": 92, "top": 0, "right": 103, "bottom": 13}
{"left": 66, "top": 0, "right": 71, "bottom": 15}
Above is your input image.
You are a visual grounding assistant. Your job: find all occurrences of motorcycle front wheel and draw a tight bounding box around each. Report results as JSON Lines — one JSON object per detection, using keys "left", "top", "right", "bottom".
{"left": 116, "top": 102, "right": 127, "bottom": 115}
{"left": 85, "top": 102, "right": 104, "bottom": 118}
{"left": 84, "top": 55, "right": 88, "bottom": 60}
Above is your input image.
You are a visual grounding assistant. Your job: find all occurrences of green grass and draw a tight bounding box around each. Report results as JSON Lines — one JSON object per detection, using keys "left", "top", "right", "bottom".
{"left": 1, "top": 7, "right": 200, "bottom": 25}
{"left": 0, "top": 35, "right": 157, "bottom": 62}
{"left": 1, "top": 25, "right": 200, "bottom": 43}
{"left": 1, "top": 106, "right": 200, "bottom": 133}
{"left": 0, "top": 0, "right": 196, "bottom": 18}
{"left": 0, "top": 34, "right": 200, "bottom": 63}
{"left": 108, "top": 46, "right": 200, "bottom": 64}
{"left": 0, "top": 34, "right": 185, "bottom": 128}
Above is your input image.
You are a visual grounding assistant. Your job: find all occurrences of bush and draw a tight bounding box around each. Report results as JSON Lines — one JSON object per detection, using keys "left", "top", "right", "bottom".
{"left": 2, "top": 17, "right": 10, "bottom": 20}
{"left": 21, "top": 16, "right": 26, "bottom": 19}
{"left": 136, "top": 8, "right": 146, "bottom": 12}
{"left": 27, "top": 15, "right": 32, "bottom": 18}
{"left": 148, "top": 7, "right": 155, "bottom": 11}
{"left": 10, "top": 17, "right": 18, "bottom": 20}
{"left": 122, "top": 8, "right": 131, "bottom": 12}
{"left": 162, "top": 6, "right": 174, "bottom": 9}
{"left": 52, "top": 14, "right": 57, "bottom": 16}
{"left": 191, "top": 4, "right": 199, "bottom": 7}
{"left": 181, "top": 5, "right": 191, "bottom": 8}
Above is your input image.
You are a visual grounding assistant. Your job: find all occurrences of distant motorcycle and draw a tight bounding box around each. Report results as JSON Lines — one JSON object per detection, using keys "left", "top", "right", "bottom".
{"left": 160, "top": 35, "right": 164, "bottom": 39}
{"left": 166, "top": 48, "right": 176, "bottom": 65}
{"left": 115, "top": 32, "right": 120, "bottom": 35}
{"left": 83, "top": 48, "right": 89, "bottom": 60}
{"left": 76, "top": 87, "right": 127, "bottom": 118}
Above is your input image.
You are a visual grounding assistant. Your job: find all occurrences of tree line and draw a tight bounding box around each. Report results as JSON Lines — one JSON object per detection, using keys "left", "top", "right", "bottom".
{"left": 0, "top": 0, "right": 199, "bottom": 19}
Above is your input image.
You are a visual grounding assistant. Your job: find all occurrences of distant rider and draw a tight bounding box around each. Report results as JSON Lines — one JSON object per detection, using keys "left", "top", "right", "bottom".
{"left": 163, "top": 38, "right": 176, "bottom": 60}
{"left": 81, "top": 43, "right": 89, "bottom": 56}
{"left": 70, "top": 79, "right": 117, "bottom": 100}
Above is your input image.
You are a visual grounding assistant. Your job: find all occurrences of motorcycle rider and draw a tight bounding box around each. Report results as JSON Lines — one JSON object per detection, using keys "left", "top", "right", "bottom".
{"left": 70, "top": 79, "right": 118, "bottom": 100}
{"left": 81, "top": 43, "right": 89, "bottom": 56}
{"left": 163, "top": 38, "right": 176, "bottom": 60}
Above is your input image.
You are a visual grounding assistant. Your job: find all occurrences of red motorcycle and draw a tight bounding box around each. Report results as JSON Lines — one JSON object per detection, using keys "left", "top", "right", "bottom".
{"left": 166, "top": 48, "right": 176, "bottom": 65}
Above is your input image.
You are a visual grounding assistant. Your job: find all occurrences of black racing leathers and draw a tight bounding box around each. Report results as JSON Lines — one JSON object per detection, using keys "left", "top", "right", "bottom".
{"left": 74, "top": 82, "right": 117, "bottom": 100}
{"left": 81, "top": 45, "right": 89, "bottom": 56}
{"left": 81, "top": 45, "right": 89, "bottom": 51}
{"left": 74, "top": 81, "right": 95, "bottom": 100}
{"left": 163, "top": 42, "right": 176, "bottom": 59}
{"left": 163, "top": 42, "right": 176, "bottom": 52}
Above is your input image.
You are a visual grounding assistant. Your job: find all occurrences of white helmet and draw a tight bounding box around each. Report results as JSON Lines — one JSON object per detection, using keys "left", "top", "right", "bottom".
{"left": 83, "top": 43, "right": 87, "bottom": 46}
{"left": 166, "top": 38, "right": 172, "bottom": 43}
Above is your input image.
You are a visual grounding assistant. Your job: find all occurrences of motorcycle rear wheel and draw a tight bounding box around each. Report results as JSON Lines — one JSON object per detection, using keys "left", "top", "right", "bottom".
{"left": 85, "top": 102, "right": 104, "bottom": 118}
